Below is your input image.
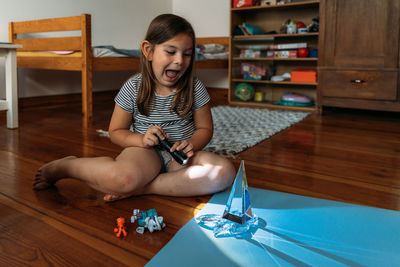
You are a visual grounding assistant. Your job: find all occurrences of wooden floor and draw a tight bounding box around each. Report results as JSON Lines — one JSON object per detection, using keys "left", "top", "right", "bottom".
{"left": 1, "top": 90, "right": 399, "bottom": 266}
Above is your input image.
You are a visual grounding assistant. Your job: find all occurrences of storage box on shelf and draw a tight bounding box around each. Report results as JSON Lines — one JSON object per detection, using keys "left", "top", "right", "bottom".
{"left": 229, "top": 0, "right": 320, "bottom": 112}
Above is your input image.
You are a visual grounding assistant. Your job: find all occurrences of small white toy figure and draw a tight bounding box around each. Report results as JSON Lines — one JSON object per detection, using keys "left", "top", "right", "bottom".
{"left": 131, "top": 208, "right": 166, "bottom": 234}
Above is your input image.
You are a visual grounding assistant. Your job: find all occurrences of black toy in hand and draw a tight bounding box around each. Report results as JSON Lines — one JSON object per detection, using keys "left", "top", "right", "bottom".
{"left": 157, "top": 136, "right": 189, "bottom": 166}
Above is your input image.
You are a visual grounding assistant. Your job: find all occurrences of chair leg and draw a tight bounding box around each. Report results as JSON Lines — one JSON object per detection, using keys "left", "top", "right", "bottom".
{"left": 5, "top": 49, "right": 18, "bottom": 129}
{"left": 81, "top": 67, "right": 93, "bottom": 127}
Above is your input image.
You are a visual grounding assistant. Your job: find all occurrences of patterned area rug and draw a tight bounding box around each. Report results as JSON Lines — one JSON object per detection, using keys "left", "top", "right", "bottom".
{"left": 204, "top": 106, "right": 310, "bottom": 157}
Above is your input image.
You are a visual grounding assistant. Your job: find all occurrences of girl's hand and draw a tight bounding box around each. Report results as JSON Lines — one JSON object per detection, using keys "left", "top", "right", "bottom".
{"left": 142, "top": 126, "right": 168, "bottom": 148}
{"left": 171, "top": 140, "right": 194, "bottom": 158}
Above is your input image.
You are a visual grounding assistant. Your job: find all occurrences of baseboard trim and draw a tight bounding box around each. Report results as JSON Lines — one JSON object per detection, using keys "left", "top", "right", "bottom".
{"left": 19, "top": 88, "right": 229, "bottom": 111}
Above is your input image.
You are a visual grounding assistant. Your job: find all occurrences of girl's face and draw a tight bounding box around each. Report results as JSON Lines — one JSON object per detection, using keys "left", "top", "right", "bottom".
{"left": 143, "top": 33, "right": 193, "bottom": 93}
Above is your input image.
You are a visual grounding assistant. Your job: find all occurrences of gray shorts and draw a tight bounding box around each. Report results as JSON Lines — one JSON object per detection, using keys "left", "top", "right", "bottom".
{"left": 155, "top": 148, "right": 172, "bottom": 173}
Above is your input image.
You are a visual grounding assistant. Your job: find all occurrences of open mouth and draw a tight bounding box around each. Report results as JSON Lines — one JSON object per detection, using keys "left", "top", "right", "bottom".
{"left": 165, "top": 69, "right": 180, "bottom": 81}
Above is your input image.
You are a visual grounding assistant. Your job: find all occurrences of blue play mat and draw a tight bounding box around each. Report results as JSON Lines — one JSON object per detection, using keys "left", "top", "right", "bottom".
{"left": 147, "top": 187, "right": 400, "bottom": 266}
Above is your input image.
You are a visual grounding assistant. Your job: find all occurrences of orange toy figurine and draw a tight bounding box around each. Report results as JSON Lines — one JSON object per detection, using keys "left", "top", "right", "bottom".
{"left": 114, "top": 217, "right": 127, "bottom": 238}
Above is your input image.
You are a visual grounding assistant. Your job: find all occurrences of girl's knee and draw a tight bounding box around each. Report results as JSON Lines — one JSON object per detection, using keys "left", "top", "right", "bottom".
{"left": 214, "top": 158, "right": 236, "bottom": 190}
{"left": 105, "top": 167, "right": 142, "bottom": 194}
{"left": 193, "top": 151, "right": 236, "bottom": 191}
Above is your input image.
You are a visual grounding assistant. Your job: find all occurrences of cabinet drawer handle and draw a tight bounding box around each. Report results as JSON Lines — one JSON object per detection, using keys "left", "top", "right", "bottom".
{"left": 350, "top": 79, "right": 366, "bottom": 84}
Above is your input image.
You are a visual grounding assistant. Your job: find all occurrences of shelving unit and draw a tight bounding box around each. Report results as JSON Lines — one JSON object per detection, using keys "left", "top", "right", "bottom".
{"left": 229, "top": 0, "right": 320, "bottom": 111}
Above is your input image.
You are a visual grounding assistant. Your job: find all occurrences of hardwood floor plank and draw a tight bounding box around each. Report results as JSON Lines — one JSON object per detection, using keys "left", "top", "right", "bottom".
{"left": 0, "top": 194, "right": 146, "bottom": 266}
{"left": 237, "top": 160, "right": 400, "bottom": 210}
{"left": 237, "top": 116, "right": 400, "bottom": 188}
{"left": 0, "top": 150, "right": 205, "bottom": 259}
{"left": 1, "top": 90, "right": 399, "bottom": 265}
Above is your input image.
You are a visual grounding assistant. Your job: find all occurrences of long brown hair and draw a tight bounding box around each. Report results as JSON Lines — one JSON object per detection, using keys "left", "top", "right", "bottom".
{"left": 137, "top": 14, "right": 196, "bottom": 117}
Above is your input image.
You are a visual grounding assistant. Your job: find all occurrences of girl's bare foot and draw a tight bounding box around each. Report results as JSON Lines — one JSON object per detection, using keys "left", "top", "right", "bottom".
{"left": 103, "top": 186, "right": 146, "bottom": 202}
{"left": 103, "top": 193, "right": 134, "bottom": 202}
{"left": 33, "top": 156, "right": 77, "bottom": 190}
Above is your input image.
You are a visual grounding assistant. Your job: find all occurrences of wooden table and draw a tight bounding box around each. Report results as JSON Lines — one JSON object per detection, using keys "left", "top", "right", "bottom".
{"left": 0, "top": 43, "right": 21, "bottom": 128}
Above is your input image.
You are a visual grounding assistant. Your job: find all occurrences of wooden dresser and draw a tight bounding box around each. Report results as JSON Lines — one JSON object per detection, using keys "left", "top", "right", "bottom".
{"left": 318, "top": 0, "right": 400, "bottom": 112}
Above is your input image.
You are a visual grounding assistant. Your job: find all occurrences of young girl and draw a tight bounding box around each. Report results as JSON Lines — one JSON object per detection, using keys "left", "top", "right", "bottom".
{"left": 34, "top": 14, "right": 236, "bottom": 201}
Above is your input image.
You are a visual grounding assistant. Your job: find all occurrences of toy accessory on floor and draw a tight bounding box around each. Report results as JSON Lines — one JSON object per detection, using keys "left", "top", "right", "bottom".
{"left": 114, "top": 217, "right": 128, "bottom": 238}
{"left": 131, "top": 209, "right": 166, "bottom": 234}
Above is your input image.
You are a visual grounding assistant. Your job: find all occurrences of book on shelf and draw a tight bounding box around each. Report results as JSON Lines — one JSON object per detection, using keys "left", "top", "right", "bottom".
{"left": 273, "top": 50, "right": 298, "bottom": 58}
{"left": 271, "top": 42, "right": 307, "bottom": 50}
{"left": 236, "top": 42, "right": 307, "bottom": 50}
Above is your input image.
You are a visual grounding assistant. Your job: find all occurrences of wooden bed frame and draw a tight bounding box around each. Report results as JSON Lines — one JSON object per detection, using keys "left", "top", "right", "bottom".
{"left": 9, "top": 14, "right": 228, "bottom": 126}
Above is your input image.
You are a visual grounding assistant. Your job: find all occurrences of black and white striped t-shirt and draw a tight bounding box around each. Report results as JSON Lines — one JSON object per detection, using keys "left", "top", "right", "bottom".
{"left": 115, "top": 73, "right": 210, "bottom": 142}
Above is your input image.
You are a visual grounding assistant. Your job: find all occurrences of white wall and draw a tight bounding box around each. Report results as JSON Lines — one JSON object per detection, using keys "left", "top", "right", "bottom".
{"left": 173, "top": 0, "right": 230, "bottom": 89}
{"left": 172, "top": 0, "right": 229, "bottom": 37}
{"left": 0, "top": 0, "right": 172, "bottom": 98}
{"left": 0, "top": 0, "right": 172, "bottom": 48}
{"left": 0, "top": 0, "right": 230, "bottom": 99}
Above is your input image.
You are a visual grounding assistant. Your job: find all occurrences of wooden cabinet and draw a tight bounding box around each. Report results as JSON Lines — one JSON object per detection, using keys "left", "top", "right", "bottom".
{"left": 229, "top": 0, "right": 320, "bottom": 112}
{"left": 318, "top": 0, "right": 400, "bottom": 112}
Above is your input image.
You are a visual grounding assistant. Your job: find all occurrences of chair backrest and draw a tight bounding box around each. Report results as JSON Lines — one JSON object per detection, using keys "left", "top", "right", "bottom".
{"left": 9, "top": 14, "right": 91, "bottom": 52}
